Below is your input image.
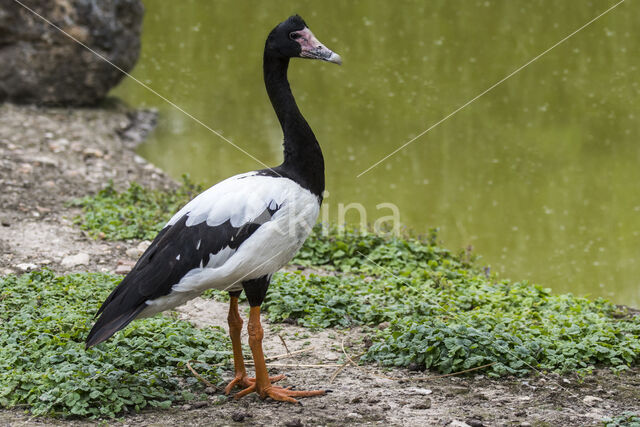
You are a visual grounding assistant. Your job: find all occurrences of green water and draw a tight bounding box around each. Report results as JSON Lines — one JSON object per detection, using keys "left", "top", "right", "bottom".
{"left": 113, "top": 0, "right": 640, "bottom": 306}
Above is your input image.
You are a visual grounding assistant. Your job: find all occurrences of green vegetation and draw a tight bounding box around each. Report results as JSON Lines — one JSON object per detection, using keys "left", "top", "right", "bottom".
{"left": 71, "top": 176, "right": 202, "bottom": 241}
{"left": 292, "top": 225, "right": 469, "bottom": 275}
{"left": 602, "top": 413, "right": 640, "bottom": 427}
{"left": 264, "top": 271, "right": 640, "bottom": 376}
{"left": 58, "top": 180, "right": 640, "bottom": 415}
{"left": 0, "top": 270, "right": 229, "bottom": 418}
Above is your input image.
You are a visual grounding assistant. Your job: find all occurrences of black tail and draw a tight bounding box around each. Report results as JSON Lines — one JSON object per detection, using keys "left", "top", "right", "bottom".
{"left": 85, "top": 305, "right": 146, "bottom": 348}
{"left": 85, "top": 271, "right": 150, "bottom": 348}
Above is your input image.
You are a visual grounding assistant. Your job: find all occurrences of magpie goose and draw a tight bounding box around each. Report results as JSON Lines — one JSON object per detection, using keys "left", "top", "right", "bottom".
{"left": 86, "top": 15, "right": 341, "bottom": 403}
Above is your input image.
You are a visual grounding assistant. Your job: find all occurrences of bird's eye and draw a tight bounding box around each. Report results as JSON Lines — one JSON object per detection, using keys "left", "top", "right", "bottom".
{"left": 289, "top": 32, "right": 301, "bottom": 40}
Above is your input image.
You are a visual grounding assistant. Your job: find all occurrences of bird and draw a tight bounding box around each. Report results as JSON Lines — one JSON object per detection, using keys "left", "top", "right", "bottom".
{"left": 85, "top": 15, "right": 341, "bottom": 404}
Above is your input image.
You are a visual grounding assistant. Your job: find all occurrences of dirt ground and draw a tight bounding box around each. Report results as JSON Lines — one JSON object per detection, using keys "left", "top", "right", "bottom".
{"left": 1, "top": 104, "right": 639, "bottom": 426}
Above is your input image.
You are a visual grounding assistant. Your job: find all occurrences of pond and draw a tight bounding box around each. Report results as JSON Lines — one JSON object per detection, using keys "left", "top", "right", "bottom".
{"left": 113, "top": 0, "right": 639, "bottom": 307}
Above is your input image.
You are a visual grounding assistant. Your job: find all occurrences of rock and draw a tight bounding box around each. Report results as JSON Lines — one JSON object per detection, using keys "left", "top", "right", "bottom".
{"left": 48, "top": 139, "right": 68, "bottom": 152}
{"left": 284, "top": 420, "right": 303, "bottom": 427}
{"left": 465, "top": 419, "right": 484, "bottom": 427}
{"left": 191, "top": 401, "right": 207, "bottom": 409}
{"left": 448, "top": 386, "right": 470, "bottom": 395}
{"left": 118, "top": 109, "right": 158, "bottom": 145}
{"left": 448, "top": 421, "right": 471, "bottom": 427}
{"left": 378, "top": 321, "right": 391, "bottom": 330}
{"left": 124, "top": 241, "right": 150, "bottom": 258}
{"left": 346, "top": 412, "right": 363, "bottom": 420}
{"left": 408, "top": 362, "right": 425, "bottom": 371}
{"left": 231, "top": 412, "right": 246, "bottom": 422}
{"left": 16, "top": 262, "right": 38, "bottom": 271}
{"left": 412, "top": 398, "right": 432, "bottom": 409}
{"left": 82, "top": 147, "right": 104, "bottom": 158}
{"left": 0, "top": 0, "right": 144, "bottom": 106}
{"left": 31, "top": 155, "right": 58, "bottom": 167}
{"left": 61, "top": 252, "right": 90, "bottom": 267}
{"left": 406, "top": 387, "right": 432, "bottom": 396}
{"left": 115, "top": 259, "right": 135, "bottom": 274}
{"left": 125, "top": 247, "right": 143, "bottom": 258}
{"left": 582, "top": 395, "right": 603, "bottom": 406}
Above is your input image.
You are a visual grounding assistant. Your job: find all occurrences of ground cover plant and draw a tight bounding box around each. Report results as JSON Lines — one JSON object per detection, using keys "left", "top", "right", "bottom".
{"left": 0, "top": 270, "right": 229, "bottom": 418}
{"left": 263, "top": 272, "right": 640, "bottom": 376}
{"left": 67, "top": 181, "right": 640, "bottom": 397}
{"left": 70, "top": 176, "right": 202, "bottom": 240}
{"left": 602, "top": 412, "right": 640, "bottom": 427}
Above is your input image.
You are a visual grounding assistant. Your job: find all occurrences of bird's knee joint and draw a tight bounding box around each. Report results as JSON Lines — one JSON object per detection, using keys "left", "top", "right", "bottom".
{"left": 227, "top": 313, "right": 243, "bottom": 326}
{"left": 248, "top": 323, "right": 264, "bottom": 343}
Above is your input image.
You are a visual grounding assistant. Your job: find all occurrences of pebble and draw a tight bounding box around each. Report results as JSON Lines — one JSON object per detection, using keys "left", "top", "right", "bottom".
{"left": 582, "top": 395, "right": 603, "bottom": 406}
{"left": 16, "top": 263, "right": 38, "bottom": 271}
{"left": 138, "top": 240, "right": 151, "bottom": 251}
{"left": 82, "top": 147, "right": 104, "bottom": 158}
{"left": 125, "top": 240, "right": 151, "bottom": 258}
{"left": 70, "top": 142, "right": 84, "bottom": 152}
{"left": 125, "top": 247, "right": 143, "bottom": 258}
{"left": 448, "top": 386, "right": 470, "bottom": 395}
{"left": 406, "top": 387, "right": 432, "bottom": 396}
{"left": 48, "top": 138, "right": 68, "bottom": 152}
{"left": 412, "top": 398, "right": 432, "bottom": 409}
{"left": 18, "top": 163, "right": 33, "bottom": 174}
{"left": 378, "top": 321, "right": 390, "bottom": 330}
{"left": 61, "top": 252, "right": 90, "bottom": 267}
{"left": 115, "top": 262, "right": 134, "bottom": 275}
{"left": 191, "top": 401, "right": 207, "bottom": 409}
{"left": 346, "top": 412, "right": 363, "bottom": 420}
{"left": 32, "top": 155, "right": 58, "bottom": 167}
{"left": 449, "top": 421, "right": 471, "bottom": 427}
{"left": 231, "top": 412, "right": 246, "bottom": 422}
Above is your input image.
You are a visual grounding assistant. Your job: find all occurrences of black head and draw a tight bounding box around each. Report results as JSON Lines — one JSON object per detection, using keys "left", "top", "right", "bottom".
{"left": 265, "top": 15, "right": 342, "bottom": 65}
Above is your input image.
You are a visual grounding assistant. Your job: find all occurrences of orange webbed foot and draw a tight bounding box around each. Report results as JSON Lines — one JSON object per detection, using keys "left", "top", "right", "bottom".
{"left": 224, "top": 373, "right": 286, "bottom": 395}
{"left": 234, "top": 383, "right": 325, "bottom": 404}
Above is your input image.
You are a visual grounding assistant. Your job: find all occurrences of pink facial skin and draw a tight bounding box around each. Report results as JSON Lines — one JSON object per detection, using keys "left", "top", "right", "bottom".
{"left": 291, "top": 27, "right": 342, "bottom": 65}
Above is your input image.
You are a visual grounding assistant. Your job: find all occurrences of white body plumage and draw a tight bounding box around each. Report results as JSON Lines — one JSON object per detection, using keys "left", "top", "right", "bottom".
{"left": 139, "top": 171, "right": 320, "bottom": 317}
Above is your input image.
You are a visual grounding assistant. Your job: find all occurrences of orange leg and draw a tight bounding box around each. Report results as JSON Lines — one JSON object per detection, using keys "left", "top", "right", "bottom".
{"left": 224, "top": 296, "right": 284, "bottom": 395}
{"left": 234, "top": 306, "right": 325, "bottom": 403}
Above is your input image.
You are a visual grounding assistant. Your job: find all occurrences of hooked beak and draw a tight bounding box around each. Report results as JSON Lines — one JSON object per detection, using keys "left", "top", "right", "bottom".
{"left": 295, "top": 27, "right": 342, "bottom": 65}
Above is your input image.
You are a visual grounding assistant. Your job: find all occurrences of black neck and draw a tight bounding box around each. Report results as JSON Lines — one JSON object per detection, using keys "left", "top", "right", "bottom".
{"left": 263, "top": 53, "right": 325, "bottom": 198}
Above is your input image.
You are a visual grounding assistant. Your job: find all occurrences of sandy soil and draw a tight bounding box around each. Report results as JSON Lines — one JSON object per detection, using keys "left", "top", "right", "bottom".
{"left": 1, "top": 104, "right": 638, "bottom": 426}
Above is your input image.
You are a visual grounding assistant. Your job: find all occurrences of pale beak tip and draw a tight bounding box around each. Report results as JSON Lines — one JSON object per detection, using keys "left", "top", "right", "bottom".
{"left": 328, "top": 52, "right": 342, "bottom": 65}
